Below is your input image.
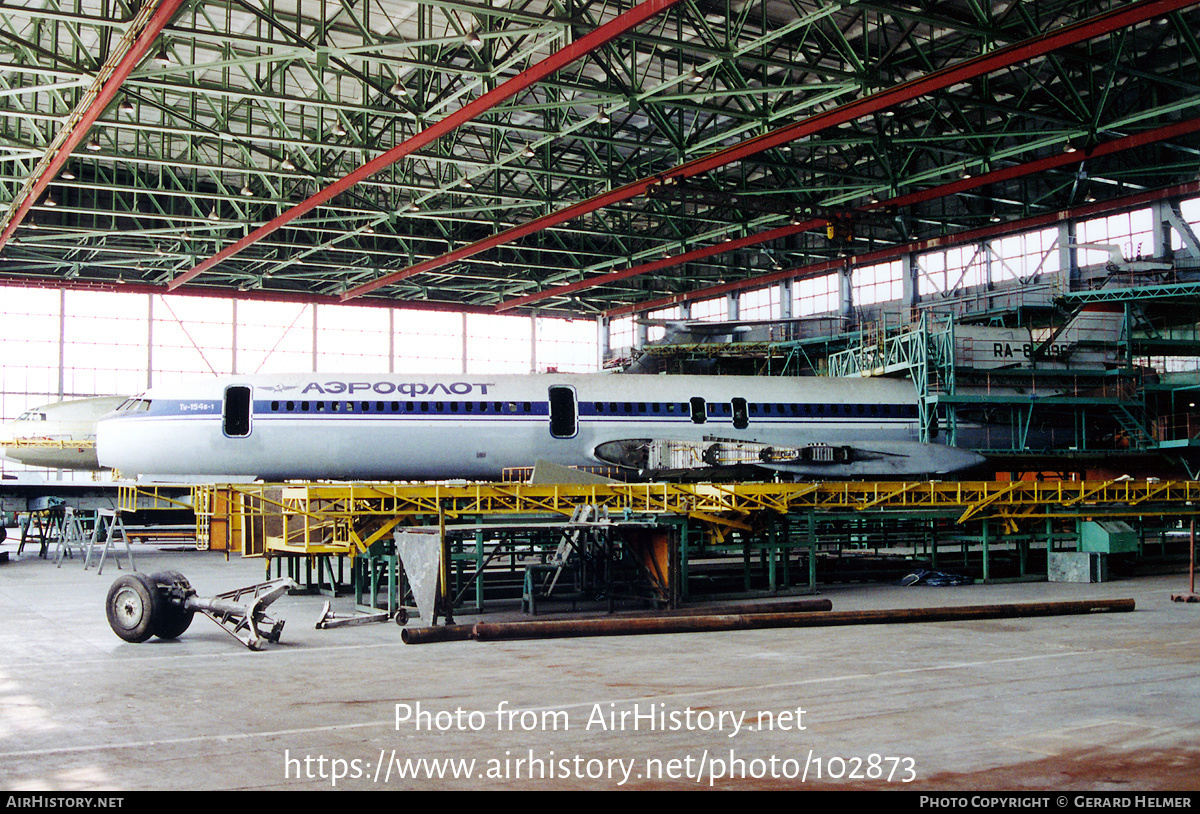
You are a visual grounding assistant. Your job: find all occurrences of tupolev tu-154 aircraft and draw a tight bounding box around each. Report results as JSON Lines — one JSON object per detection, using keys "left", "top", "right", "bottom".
{"left": 1, "top": 396, "right": 128, "bottom": 470}
{"left": 95, "top": 372, "right": 984, "bottom": 481}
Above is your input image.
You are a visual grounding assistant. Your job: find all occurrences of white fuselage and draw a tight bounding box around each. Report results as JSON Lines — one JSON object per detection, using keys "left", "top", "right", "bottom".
{"left": 95, "top": 372, "right": 971, "bottom": 481}
{"left": 1, "top": 396, "right": 128, "bottom": 470}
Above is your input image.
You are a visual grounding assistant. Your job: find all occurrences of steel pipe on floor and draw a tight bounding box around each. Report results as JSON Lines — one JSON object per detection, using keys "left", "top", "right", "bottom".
{"left": 400, "top": 598, "right": 835, "bottom": 644}
{"left": 467, "top": 599, "right": 1135, "bottom": 642}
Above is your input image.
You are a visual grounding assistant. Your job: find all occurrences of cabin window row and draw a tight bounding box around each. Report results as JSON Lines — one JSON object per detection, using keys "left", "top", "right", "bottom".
{"left": 263, "top": 399, "right": 917, "bottom": 419}
{"left": 268, "top": 400, "right": 537, "bottom": 414}
{"left": 587, "top": 401, "right": 916, "bottom": 418}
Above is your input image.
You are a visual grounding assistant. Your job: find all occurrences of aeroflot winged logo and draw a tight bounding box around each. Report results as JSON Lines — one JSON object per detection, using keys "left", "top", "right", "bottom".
{"left": 300, "top": 381, "right": 498, "bottom": 396}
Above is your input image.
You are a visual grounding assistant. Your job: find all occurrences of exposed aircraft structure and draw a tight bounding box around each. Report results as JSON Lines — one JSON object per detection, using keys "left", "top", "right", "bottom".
{"left": 954, "top": 305, "right": 1125, "bottom": 372}
{"left": 0, "top": 396, "right": 128, "bottom": 470}
{"left": 95, "top": 373, "right": 984, "bottom": 481}
{"left": 620, "top": 316, "right": 849, "bottom": 373}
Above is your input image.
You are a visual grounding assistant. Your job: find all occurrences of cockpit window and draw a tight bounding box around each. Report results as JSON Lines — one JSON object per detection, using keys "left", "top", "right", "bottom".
{"left": 117, "top": 398, "right": 151, "bottom": 412}
{"left": 16, "top": 411, "right": 47, "bottom": 422}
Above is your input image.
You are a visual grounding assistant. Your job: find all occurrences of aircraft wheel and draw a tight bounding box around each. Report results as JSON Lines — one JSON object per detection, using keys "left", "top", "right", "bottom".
{"left": 106, "top": 573, "right": 164, "bottom": 643}
{"left": 149, "top": 570, "right": 196, "bottom": 640}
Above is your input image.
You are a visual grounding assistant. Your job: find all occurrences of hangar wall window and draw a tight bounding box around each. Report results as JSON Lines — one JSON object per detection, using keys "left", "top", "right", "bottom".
{"left": 852, "top": 260, "right": 903, "bottom": 306}
{"left": 316, "top": 304, "right": 390, "bottom": 374}
{"left": 794, "top": 273, "right": 839, "bottom": 316}
{"left": 988, "top": 228, "right": 1060, "bottom": 282}
{"left": 917, "top": 245, "right": 985, "bottom": 297}
{"left": 535, "top": 317, "right": 598, "bottom": 373}
{"left": 608, "top": 316, "right": 635, "bottom": 351}
{"left": 237, "top": 301, "right": 313, "bottom": 375}
{"left": 1076, "top": 208, "right": 1155, "bottom": 265}
{"left": 466, "top": 314, "right": 532, "bottom": 374}
{"left": 395, "top": 309, "right": 464, "bottom": 373}
{"left": 1176, "top": 198, "right": 1200, "bottom": 251}
{"left": 644, "top": 307, "right": 680, "bottom": 342}
{"left": 0, "top": 288, "right": 61, "bottom": 424}
{"left": 689, "top": 297, "right": 727, "bottom": 322}
{"left": 152, "top": 295, "right": 233, "bottom": 385}
{"left": 738, "top": 286, "right": 780, "bottom": 320}
{"left": 1156, "top": 355, "right": 1200, "bottom": 374}
{"left": 63, "top": 290, "right": 149, "bottom": 396}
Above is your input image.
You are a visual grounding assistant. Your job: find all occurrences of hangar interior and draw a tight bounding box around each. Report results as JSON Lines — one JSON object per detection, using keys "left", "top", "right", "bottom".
{"left": 4, "top": 0, "right": 1200, "bottom": 619}
{"left": 6, "top": 0, "right": 1200, "bottom": 793}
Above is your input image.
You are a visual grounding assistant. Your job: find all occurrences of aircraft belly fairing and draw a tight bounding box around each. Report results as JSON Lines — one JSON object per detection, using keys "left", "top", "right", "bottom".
{"left": 593, "top": 437, "right": 983, "bottom": 479}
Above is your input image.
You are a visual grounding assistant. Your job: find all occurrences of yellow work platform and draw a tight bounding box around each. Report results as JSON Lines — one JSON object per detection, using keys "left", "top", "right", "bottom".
{"left": 128, "top": 478, "right": 1200, "bottom": 556}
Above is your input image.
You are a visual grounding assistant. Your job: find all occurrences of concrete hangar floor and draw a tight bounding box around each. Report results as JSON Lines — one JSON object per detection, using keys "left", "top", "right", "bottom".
{"left": 0, "top": 542, "right": 1197, "bottom": 792}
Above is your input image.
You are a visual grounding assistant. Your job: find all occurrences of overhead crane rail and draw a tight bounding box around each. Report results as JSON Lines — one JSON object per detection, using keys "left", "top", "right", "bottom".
{"left": 151, "top": 478, "right": 1200, "bottom": 556}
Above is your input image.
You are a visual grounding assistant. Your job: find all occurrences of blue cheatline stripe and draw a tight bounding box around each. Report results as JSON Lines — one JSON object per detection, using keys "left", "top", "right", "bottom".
{"left": 131, "top": 398, "right": 920, "bottom": 421}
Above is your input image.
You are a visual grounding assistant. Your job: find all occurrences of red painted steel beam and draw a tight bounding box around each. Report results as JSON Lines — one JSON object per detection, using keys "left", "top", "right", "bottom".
{"left": 496, "top": 219, "right": 822, "bottom": 312}
{"left": 167, "top": 0, "right": 684, "bottom": 292}
{"left": 604, "top": 176, "right": 1200, "bottom": 320}
{"left": 342, "top": 0, "right": 1199, "bottom": 303}
{"left": 0, "top": 0, "right": 187, "bottom": 250}
{"left": 508, "top": 115, "right": 1200, "bottom": 312}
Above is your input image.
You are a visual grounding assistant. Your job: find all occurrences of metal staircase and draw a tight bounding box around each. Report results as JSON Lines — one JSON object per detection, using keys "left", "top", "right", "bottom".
{"left": 825, "top": 313, "right": 957, "bottom": 444}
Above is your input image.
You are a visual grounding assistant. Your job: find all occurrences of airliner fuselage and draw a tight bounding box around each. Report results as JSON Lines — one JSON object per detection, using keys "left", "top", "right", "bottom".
{"left": 96, "top": 372, "right": 983, "bottom": 480}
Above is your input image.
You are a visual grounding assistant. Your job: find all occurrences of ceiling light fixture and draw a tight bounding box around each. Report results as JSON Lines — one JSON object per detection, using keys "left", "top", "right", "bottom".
{"left": 281, "top": 156, "right": 296, "bottom": 170}
{"left": 465, "top": 31, "right": 483, "bottom": 48}
{"left": 86, "top": 138, "right": 101, "bottom": 151}
{"left": 522, "top": 144, "right": 536, "bottom": 158}
{"left": 389, "top": 80, "right": 408, "bottom": 97}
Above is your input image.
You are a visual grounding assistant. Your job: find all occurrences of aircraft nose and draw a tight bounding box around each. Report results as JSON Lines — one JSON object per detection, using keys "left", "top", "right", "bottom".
{"left": 0, "top": 423, "right": 15, "bottom": 460}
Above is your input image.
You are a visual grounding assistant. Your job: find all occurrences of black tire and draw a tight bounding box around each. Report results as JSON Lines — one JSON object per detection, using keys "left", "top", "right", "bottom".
{"left": 106, "top": 573, "right": 164, "bottom": 643}
{"left": 149, "top": 570, "right": 196, "bottom": 640}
